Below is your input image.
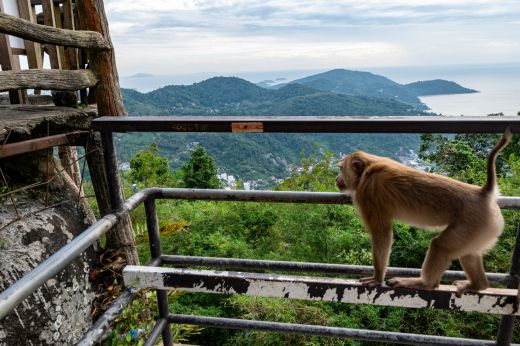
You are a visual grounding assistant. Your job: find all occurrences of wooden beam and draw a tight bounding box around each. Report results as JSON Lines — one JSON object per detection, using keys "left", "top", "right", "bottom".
{"left": 17, "top": 0, "right": 43, "bottom": 97}
{"left": 76, "top": 0, "right": 125, "bottom": 116}
{"left": 0, "top": 68, "right": 98, "bottom": 91}
{"left": 41, "top": 0, "right": 61, "bottom": 69}
{"left": 0, "top": 0, "right": 27, "bottom": 104}
{"left": 0, "top": 12, "right": 110, "bottom": 49}
{"left": 10, "top": 47, "right": 26, "bottom": 55}
{"left": 76, "top": 0, "right": 138, "bottom": 265}
{"left": 61, "top": 0, "right": 78, "bottom": 70}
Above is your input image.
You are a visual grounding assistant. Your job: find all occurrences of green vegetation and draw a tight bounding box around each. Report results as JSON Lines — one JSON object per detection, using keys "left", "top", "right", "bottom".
{"left": 274, "top": 69, "right": 478, "bottom": 108}
{"left": 181, "top": 146, "right": 221, "bottom": 189}
{"left": 114, "top": 133, "right": 520, "bottom": 345}
{"left": 122, "top": 77, "right": 425, "bottom": 116}
{"left": 119, "top": 75, "right": 427, "bottom": 182}
{"left": 273, "top": 69, "right": 425, "bottom": 110}
{"left": 126, "top": 144, "right": 219, "bottom": 189}
{"left": 129, "top": 143, "right": 174, "bottom": 187}
{"left": 116, "top": 132, "right": 420, "bottom": 183}
{"left": 119, "top": 70, "right": 478, "bottom": 183}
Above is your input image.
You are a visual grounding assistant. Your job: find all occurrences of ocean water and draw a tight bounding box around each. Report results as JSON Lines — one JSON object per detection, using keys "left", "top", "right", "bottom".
{"left": 371, "top": 64, "right": 520, "bottom": 117}
{"left": 120, "top": 63, "right": 520, "bottom": 117}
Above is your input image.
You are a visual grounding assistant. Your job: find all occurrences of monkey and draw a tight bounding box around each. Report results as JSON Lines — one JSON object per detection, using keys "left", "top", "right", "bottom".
{"left": 336, "top": 129, "right": 511, "bottom": 296}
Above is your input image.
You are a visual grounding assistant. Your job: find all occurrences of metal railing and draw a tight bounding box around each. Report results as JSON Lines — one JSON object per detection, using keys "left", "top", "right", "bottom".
{"left": 1, "top": 115, "right": 520, "bottom": 345}
{"left": 1, "top": 188, "right": 519, "bottom": 345}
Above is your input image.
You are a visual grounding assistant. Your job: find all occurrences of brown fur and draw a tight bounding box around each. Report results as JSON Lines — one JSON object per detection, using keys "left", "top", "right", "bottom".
{"left": 336, "top": 130, "right": 511, "bottom": 295}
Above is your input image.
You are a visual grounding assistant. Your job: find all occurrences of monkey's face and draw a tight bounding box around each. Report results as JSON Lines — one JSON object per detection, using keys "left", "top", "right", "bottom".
{"left": 336, "top": 153, "right": 367, "bottom": 194}
{"left": 336, "top": 156, "right": 352, "bottom": 193}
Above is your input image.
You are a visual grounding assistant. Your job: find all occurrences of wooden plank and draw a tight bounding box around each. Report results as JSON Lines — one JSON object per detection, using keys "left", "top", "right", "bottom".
{"left": 0, "top": 0, "right": 26, "bottom": 103}
{"left": 61, "top": 0, "right": 77, "bottom": 70}
{"left": 0, "top": 12, "right": 110, "bottom": 49}
{"left": 10, "top": 47, "right": 26, "bottom": 55}
{"left": 0, "top": 131, "right": 87, "bottom": 158}
{"left": 0, "top": 68, "right": 98, "bottom": 91}
{"left": 51, "top": 0, "right": 65, "bottom": 66}
{"left": 123, "top": 266, "right": 520, "bottom": 316}
{"left": 17, "top": 0, "right": 43, "bottom": 70}
{"left": 41, "top": 0, "right": 61, "bottom": 69}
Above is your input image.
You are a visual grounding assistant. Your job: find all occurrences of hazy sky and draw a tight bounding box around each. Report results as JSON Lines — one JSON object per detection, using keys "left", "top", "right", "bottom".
{"left": 104, "top": 0, "right": 520, "bottom": 77}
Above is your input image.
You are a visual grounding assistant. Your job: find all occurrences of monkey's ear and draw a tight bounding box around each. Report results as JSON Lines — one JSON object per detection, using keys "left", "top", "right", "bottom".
{"left": 351, "top": 159, "right": 366, "bottom": 176}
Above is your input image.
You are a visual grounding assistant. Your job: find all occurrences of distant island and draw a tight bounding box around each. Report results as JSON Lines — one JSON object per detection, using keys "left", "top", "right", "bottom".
{"left": 126, "top": 73, "right": 155, "bottom": 79}
{"left": 404, "top": 79, "right": 478, "bottom": 96}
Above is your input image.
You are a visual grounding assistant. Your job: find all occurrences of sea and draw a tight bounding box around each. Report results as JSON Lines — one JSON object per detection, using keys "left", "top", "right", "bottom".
{"left": 119, "top": 63, "right": 520, "bottom": 117}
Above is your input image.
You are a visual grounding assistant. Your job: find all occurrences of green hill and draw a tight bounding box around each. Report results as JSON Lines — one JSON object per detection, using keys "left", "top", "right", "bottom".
{"left": 122, "top": 77, "right": 421, "bottom": 116}
{"left": 274, "top": 69, "right": 427, "bottom": 110}
{"left": 119, "top": 76, "right": 427, "bottom": 183}
{"left": 404, "top": 79, "right": 478, "bottom": 96}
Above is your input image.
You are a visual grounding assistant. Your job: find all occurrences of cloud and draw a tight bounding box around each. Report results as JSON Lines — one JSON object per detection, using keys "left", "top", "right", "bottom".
{"left": 104, "top": 0, "right": 520, "bottom": 75}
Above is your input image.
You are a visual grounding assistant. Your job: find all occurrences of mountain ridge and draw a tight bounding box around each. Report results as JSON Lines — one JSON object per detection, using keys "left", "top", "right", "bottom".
{"left": 122, "top": 76, "right": 424, "bottom": 116}
{"left": 119, "top": 68, "right": 475, "bottom": 182}
{"left": 267, "top": 69, "right": 478, "bottom": 110}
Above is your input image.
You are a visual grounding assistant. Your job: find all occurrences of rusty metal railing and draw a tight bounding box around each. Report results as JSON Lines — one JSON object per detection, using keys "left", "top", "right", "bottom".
{"left": 2, "top": 115, "right": 520, "bottom": 345}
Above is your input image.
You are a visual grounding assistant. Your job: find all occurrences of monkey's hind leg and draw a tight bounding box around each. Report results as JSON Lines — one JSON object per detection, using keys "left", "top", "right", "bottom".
{"left": 453, "top": 253, "right": 489, "bottom": 297}
{"left": 388, "top": 229, "right": 459, "bottom": 290}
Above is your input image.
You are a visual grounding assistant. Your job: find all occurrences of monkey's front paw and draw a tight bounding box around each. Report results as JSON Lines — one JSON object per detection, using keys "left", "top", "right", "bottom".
{"left": 360, "top": 276, "right": 383, "bottom": 287}
{"left": 387, "top": 277, "right": 436, "bottom": 290}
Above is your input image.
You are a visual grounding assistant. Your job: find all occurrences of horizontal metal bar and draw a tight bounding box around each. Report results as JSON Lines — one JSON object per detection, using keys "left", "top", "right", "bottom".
{"left": 149, "top": 188, "right": 520, "bottom": 209}
{"left": 123, "top": 266, "right": 519, "bottom": 315}
{"left": 76, "top": 289, "right": 136, "bottom": 346}
{"left": 150, "top": 188, "right": 520, "bottom": 210}
{"left": 157, "top": 188, "right": 351, "bottom": 204}
{"left": 160, "top": 255, "right": 510, "bottom": 285}
{"left": 92, "top": 115, "right": 520, "bottom": 133}
{"left": 0, "top": 131, "right": 89, "bottom": 159}
{"left": 167, "top": 314, "right": 503, "bottom": 346}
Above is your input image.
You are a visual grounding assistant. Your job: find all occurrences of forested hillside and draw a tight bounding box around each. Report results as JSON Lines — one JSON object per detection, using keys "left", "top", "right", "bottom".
{"left": 119, "top": 70, "right": 479, "bottom": 183}
{"left": 121, "top": 77, "right": 423, "bottom": 116}
{"left": 120, "top": 76, "right": 426, "bottom": 182}
{"left": 272, "top": 69, "right": 478, "bottom": 108}
{"left": 275, "top": 69, "right": 427, "bottom": 110}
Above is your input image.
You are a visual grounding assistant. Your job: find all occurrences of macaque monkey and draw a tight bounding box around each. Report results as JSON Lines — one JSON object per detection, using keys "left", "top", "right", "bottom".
{"left": 336, "top": 130, "right": 511, "bottom": 296}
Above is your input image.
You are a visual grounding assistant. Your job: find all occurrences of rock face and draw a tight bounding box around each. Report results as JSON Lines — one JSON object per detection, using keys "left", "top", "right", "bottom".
{"left": 0, "top": 126, "right": 97, "bottom": 345}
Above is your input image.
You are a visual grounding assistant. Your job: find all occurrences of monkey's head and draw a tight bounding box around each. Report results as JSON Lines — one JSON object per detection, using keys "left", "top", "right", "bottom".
{"left": 336, "top": 151, "right": 369, "bottom": 194}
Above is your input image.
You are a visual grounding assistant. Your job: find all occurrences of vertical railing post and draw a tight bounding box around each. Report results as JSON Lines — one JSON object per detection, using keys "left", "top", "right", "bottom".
{"left": 99, "top": 130, "right": 140, "bottom": 264}
{"left": 496, "top": 223, "right": 520, "bottom": 345}
{"left": 144, "top": 198, "right": 173, "bottom": 346}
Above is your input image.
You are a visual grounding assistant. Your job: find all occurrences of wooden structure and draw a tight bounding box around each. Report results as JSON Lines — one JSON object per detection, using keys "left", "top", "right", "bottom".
{"left": 0, "top": 0, "right": 138, "bottom": 264}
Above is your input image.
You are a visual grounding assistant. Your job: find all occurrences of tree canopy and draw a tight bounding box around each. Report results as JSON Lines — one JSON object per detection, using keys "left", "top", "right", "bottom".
{"left": 181, "top": 146, "right": 221, "bottom": 189}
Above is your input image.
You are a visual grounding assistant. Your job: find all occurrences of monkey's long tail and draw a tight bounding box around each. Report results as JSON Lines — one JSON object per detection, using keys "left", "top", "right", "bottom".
{"left": 481, "top": 128, "right": 512, "bottom": 194}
